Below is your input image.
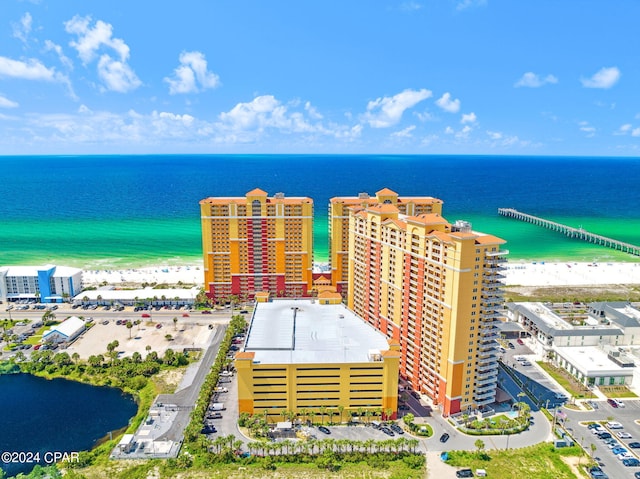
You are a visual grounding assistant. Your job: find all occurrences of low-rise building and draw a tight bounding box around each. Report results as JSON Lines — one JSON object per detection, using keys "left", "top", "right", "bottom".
{"left": 0, "top": 265, "right": 82, "bottom": 303}
{"left": 553, "top": 346, "right": 634, "bottom": 387}
{"left": 235, "top": 299, "right": 400, "bottom": 422}
{"left": 73, "top": 287, "right": 199, "bottom": 307}
{"left": 42, "top": 316, "right": 86, "bottom": 344}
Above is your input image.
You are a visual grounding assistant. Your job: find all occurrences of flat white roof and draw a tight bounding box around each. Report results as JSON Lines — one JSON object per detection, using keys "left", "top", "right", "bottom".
{"left": 245, "top": 299, "right": 389, "bottom": 364}
{"left": 44, "top": 316, "right": 85, "bottom": 339}
{"left": 555, "top": 346, "right": 632, "bottom": 376}
{"left": 73, "top": 287, "right": 199, "bottom": 301}
{"left": 0, "top": 265, "right": 82, "bottom": 277}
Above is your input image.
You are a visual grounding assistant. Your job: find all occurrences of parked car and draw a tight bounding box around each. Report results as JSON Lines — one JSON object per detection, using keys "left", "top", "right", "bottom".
{"left": 588, "top": 466, "right": 608, "bottom": 479}
{"left": 141, "top": 313, "right": 151, "bottom": 318}
{"left": 618, "top": 431, "right": 633, "bottom": 439}
{"left": 628, "top": 442, "right": 640, "bottom": 449}
{"left": 440, "top": 433, "right": 450, "bottom": 443}
{"left": 456, "top": 469, "right": 474, "bottom": 478}
{"left": 612, "top": 447, "right": 628, "bottom": 455}
{"left": 201, "top": 310, "right": 212, "bottom": 314}
{"left": 155, "top": 323, "right": 162, "bottom": 329}
{"left": 508, "top": 342, "right": 515, "bottom": 349}
{"left": 623, "top": 458, "right": 640, "bottom": 467}
{"left": 517, "top": 338, "right": 524, "bottom": 345}
{"left": 597, "top": 432, "right": 612, "bottom": 440}
{"left": 607, "top": 421, "right": 624, "bottom": 429}
{"left": 318, "top": 426, "right": 331, "bottom": 434}
{"left": 380, "top": 426, "right": 395, "bottom": 436}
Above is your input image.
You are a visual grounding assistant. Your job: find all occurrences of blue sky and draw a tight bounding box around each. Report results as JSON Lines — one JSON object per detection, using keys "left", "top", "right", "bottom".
{"left": 0, "top": 0, "right": 639, "bottom": 155}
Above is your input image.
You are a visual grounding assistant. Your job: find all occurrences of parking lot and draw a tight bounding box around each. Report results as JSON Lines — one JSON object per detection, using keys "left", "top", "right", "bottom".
{"left": 566, "top": 399, "right": 640, "bottom": 478}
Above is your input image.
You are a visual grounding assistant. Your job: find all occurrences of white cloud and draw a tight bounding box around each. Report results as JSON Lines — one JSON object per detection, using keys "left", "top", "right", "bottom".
{"left": 164, "top": 51, "right": 220, "bottom": 94}
{"left": 615, "top": 124, "right": 632, "bottom": 135}
{"left": 0, "top": 95, "right": 19, "bottom": 108}
{"left": 0, "top": 56, "right": 71, "bottom": 85}
{"left": 44, "top": 40, "right": 74, "bottom": 70}
{"left": 514, "top": 72, "right": 558, "bottom": 88}
{"left": 461, "top": 112, "right": 477, "bottom": 124}
{"left": 456, "top": 0, "right": 487, "bottom": 11}
{"left": 580, "top": 67, "right": 621, "bottom": 89}
{"left": 363, "top": 88, "right": 432, "bottom": 128}
{"left": 486, "top": 130, "right": 502, "bottom": 140}
{"left": 415, "top": 111, "right": 434, "bottom": 122}
{"left": 579, "top": 121, "right": 596, "bottom": 137}
{"left": 400, "top": 2, "right": 423, "bottom": 11}
{"left": 97, "top": 55, "right": 141, "bottom": 93}
{"left": 12, "top": 12, "right": 32, "bottom": 43}
{"left": 65, "top": 15, "right": 140, "bottom": 92}
{"left": 304, "top": 101, "right": 323, "bottom": 120}
{"left": 435, "top": 92, "right": 460, "bottom": 113}
{"left": 456, "top": 125, "right": 472, "bottom": 138}
{"left": 216, "top": 95, "right": 359, "bottom": 143}
{"left": 444, "top": 126, "right": 454, "bottom": 134}
{"left": 632, "top": 128, "right": 640, "bottom": 138}
{"left": 391, "top": 125, "right": 416, "bottom": 138}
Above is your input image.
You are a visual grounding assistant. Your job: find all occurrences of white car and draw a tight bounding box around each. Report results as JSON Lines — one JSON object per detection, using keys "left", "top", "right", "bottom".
{"left": 607, "top": 421, "right": 624, "bottom": 429}
{"left": 617, "top": 431, "right": 633, "bottom": 439}
{"left": 592, "top": 427, "right": 605, "bottom": 435}
{"left": 617, "top": 452, "right": 634, "bottom": 461}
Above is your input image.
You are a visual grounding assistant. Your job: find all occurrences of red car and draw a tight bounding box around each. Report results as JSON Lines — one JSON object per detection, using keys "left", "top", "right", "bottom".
{"left": 201, "top": 310, "right": 212, "bottom": 314}
{"left": 517, "top": 338, "right": 524, "bottom": 345}
{"left": 156, "top": 323, "right": 162, "bottom": 329}
{"left": 141, "top": 313, "right": 150, "bottom": 318}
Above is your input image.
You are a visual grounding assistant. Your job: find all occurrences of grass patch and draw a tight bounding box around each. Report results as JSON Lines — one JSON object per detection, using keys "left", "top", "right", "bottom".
{"left": 598, "top": 386, "right": 638, "bottom": 399}
{"left": 446, "top": 443, "right": 583, "bottom": 479}
{"left": 536, "top": 361, "right": 589, "bottom": 399}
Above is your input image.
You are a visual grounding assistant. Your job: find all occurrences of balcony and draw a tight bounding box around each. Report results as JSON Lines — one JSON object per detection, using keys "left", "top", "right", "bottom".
{"left": 476, "top": 374, "right": 498, "bottom": 387}
{"left": 486, "top": 249, "right": 509, "bottom": 257}
{"left": 477, "top": 363, "right": 499, "bottom": 376}
{"left": 475, "top": 382, "right": 497, "bottom": 394}
{"left": 474, "top": 396, "right": 495, "bottom": 407}
{"left": 477, "top": 356, "right": 498, "bottom": 368}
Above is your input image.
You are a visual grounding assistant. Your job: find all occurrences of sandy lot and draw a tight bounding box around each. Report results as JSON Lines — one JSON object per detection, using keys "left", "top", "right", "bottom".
{"left": 66, "top": 319, "right": 215, "bottom": 359}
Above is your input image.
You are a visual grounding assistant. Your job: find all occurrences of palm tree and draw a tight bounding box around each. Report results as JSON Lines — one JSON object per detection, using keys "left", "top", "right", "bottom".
{"left": 173, "top": 317, "right": 178, "bottom": 330}
{"left": 126, "top": 321, "right": 133, "bottom": 339}
{"left": 337, "top": 405, "right": 344, "bottom": 424}
{"left": 475, "top": 439, "right": 485, "bottom": 457}
{"left": 319, "top": 405, "right": 327, "bottom": 425}
{"left": 42, "top": 310, "right": 56, "bottom": 326}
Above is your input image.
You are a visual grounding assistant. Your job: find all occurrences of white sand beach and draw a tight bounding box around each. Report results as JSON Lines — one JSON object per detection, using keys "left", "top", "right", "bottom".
{"left": 503, "top": 261, "right": 640, "bottom": 286}
{"left": 81, "top": 260, "right": 640, "bottom": 288}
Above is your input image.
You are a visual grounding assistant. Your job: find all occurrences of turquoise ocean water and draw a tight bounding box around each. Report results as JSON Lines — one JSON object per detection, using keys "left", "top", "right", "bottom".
{"left": 1, "top": 155, "right": 639, "bottom": 268}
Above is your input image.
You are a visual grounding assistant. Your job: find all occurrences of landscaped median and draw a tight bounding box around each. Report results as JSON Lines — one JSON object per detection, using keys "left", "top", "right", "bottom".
{"left": 445, "top": 443, "right": 586, "bottom": 479}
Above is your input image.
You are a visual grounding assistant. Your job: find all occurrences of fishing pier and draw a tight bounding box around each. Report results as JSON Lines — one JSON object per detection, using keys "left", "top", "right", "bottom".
{"left": 498, "top": 208, "right": 640, "bottom": 257}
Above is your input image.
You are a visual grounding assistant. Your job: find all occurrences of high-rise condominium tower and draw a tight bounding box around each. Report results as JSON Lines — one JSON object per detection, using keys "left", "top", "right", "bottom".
{"left": 329, "top": 188, "right": 443, "bottom": 297}
{"left": 200, "top": 189, "right": 314, "bottom": 302}
{"left": 344, "top": 194, "right": 507, "bottom": 416}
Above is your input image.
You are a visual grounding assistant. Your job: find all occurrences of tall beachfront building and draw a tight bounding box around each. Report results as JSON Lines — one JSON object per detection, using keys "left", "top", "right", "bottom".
{"left": 329, "top": 189, "right": 443, "bottom": 297}
{"left": 344, "top": 196, "right": 507, "bottom": 416}
{"left": 200, "top": 189, "right": 314, "bottom": 302}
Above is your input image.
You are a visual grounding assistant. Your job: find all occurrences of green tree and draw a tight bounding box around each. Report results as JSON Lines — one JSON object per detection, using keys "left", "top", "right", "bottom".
{"left": 475, "top": 438, "right": 485, "bottom": 457}
{"left": 126, "top": 321, "right": 133, "bottom": 339}
{"left": 173, "top": 316, "right": 178, "bottom": 330}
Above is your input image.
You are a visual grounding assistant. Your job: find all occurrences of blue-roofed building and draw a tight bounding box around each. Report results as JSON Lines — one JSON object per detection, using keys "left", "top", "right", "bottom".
{"left": 0, "top": 264, "right": 83, "bottom": 303}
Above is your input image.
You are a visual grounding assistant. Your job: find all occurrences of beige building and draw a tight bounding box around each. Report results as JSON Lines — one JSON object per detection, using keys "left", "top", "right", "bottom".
{"left": 200, "top": 189, "right": 314, "bottom": 302}
{"left": 345, "top": 200, "right": 507, "bottom": 416}
{"left": 235, "top": 299, "right": 400, "bottom": 421}
{"left": 329, "top": 189, "right": 442, "bottom": 298}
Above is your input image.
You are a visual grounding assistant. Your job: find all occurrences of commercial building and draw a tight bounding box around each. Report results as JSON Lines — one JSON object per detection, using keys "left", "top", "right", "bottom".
{"left": 329, "top": 189, "right": 442, "bottom": 296}
{"left": 346, "top": 203, "right": 507, "bottom": 416}
{"left": 0, "top": 265, "right": 83, "bottom": 303}
{"left": 235, "top": 299, "right": 400, "bottom": 421}
{"left": 42, "top": 316, "right": 86, "bottom": 344}
{"left": 200, "top": 189, "right": 314, "bottom": 302}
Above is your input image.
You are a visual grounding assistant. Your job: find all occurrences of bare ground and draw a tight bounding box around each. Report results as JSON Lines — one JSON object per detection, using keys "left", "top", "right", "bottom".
{"left": 504, "top": 284, "right": 640, "bottom": 302}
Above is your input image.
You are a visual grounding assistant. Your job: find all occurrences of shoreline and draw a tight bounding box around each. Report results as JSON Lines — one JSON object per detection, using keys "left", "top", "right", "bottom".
{"left": 77, "top": 259, "right": 640, "bottom": 289}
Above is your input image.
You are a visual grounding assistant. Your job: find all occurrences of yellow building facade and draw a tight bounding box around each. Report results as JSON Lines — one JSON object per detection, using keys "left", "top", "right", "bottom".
{"left": 200, "top": 189, "right": 314, "bottom": 302}
{"left": 235, "top": 299, "right": 400, "bottom": 421}
{"left": 346, "top": 202, "right": 507, "bottom": 417}
{"left": 329, "top": 189, "right": 442, "bottom": 297}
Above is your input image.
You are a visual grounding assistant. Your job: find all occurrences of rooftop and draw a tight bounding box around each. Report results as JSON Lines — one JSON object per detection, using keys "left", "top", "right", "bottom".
{"left": 555, "top": 346, "right": 632, "bottom": 376}
{"left": 244, "top": 299, "right": 391, "bottom": 364}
